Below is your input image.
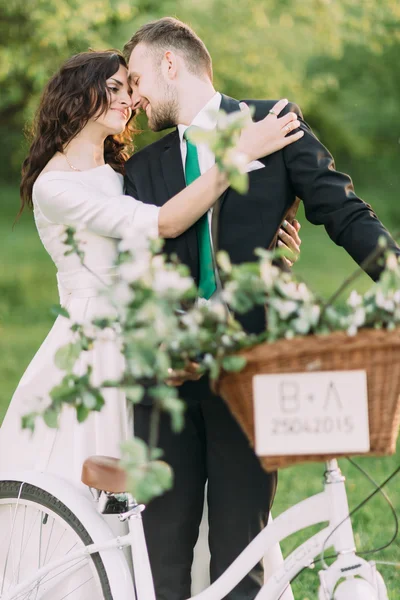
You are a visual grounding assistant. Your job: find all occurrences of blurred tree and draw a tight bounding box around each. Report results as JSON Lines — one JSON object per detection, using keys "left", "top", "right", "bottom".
{"left": 0, "top": 0, "right": 399, "bottom": 181}
{"left": 0, "top": 0, "right": 140, "bottom": 177}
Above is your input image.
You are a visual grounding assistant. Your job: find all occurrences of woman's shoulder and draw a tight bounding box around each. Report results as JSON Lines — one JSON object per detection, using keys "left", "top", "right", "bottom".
{"left": 34, "top": 164, "right": 115, "bottom": 191}
{"left": 41, "top": 153, "right": 71, "bottom": 175}
{"left": 33, "top": 170, "right": 78, "bottom": 205}
{"left": 34, "top": 156, "right": 76, "bottom": 194}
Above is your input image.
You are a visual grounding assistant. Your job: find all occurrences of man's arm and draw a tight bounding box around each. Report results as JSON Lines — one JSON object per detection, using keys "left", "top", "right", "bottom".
{"left": 282, "top": 102, "right": 399, "bottom": 280}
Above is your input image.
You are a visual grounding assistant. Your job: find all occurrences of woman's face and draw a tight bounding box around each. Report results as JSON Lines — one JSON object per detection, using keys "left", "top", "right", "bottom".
{"left": 94, "top": 64, "right": 133, "bottom": 135}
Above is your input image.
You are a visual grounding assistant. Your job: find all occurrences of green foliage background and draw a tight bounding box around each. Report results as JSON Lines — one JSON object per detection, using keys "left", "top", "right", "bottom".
{"left": 0, "top": 1, "right": 399, "bottom": 597}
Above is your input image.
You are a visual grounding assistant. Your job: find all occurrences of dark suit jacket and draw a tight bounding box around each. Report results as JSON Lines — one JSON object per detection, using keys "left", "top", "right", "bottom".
{"left": 125, "top": 94, "right": 399, "bottom": 333}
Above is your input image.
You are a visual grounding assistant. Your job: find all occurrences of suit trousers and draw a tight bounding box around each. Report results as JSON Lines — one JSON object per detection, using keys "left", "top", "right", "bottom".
{"left": 134, "top": 376, "right": 278, "bottom": 600}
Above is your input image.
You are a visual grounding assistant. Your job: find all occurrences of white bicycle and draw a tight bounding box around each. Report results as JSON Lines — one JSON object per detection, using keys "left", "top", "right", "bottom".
{"left": 0, "top": 453, "right": 392, "bottom": 600}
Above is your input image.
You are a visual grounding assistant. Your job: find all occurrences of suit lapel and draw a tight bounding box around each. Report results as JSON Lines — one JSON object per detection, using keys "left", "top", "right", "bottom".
{"left": 161, "top": 130, "right": 198, "bottom": 268}
{"left": 211, "top": 94, "right": 241, "bottom": 252}
{"left": 160, "top": 130, "right": 186, "bottom": 200}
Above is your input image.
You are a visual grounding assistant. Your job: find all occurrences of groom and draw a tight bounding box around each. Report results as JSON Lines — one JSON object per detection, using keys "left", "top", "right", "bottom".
{"left": 123, "top": 17, "right": 399, "bottom": 600}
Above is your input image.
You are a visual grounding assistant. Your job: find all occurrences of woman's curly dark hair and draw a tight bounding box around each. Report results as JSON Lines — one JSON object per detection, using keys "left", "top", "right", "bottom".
{"left": 19, "top": 49, "right": 136, "bottom": 217}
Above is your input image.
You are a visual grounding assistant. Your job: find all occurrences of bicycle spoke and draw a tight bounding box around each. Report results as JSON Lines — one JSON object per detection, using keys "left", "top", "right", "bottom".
{"left": 58, "top": 576, "right": 94, "bottom": 600}
{"left": 16, "top": 506, "right": 27, "bottom": 585}
{"left": 32, "top": 511, "right": 44, "bottom": 600}
{"left": 1, "top": 502, "right": 20, "bottom": 593}
{"left": 43, "top": 528, "right": 66, "bottom": 566}
{"left": 42, "top": 518, "right": 55, "bottom": 566}
{"left": 18, "top": 508, "right": 41, "bottom": 575}
{"left": 65, "top": 541, "right": 79, "bottom": 556}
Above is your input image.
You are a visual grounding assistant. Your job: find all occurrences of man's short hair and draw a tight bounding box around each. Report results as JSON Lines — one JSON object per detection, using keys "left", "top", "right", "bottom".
{"left": 123, "top": 17, "right": 213, "bottom": 80}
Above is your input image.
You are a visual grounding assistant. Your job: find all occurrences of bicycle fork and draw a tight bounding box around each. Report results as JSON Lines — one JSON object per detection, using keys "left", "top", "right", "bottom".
{"left": 317, "top": 460, "right": 388, "bottom": 600}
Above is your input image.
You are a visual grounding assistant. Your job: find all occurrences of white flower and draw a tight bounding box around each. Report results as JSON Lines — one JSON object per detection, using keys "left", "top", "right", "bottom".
{"left": 82, "top": 324, "right": 97, "bottom": 339}
{"left": 270, "top": 298, "right": 298, "bottom": 319}
{"left": 221, "top": 281, "right": 239, "bottom": 303}
{"left": 282, "top": 281, "right": 298, "bottom": 298}
{"left": 299, "top": 303, "right": 321, "bottom": 326}
{"left": 151, "top": 255, "right": 165, "bottom": 270}
{"left": 260, "top": 261, "right": 278, "bottom": 289}
{"left": 375, "top": 290, "right": 386, "bottom": 309}
{"left": 386, "top": 253, "right": 399, "bottom": 272}
{"left": 221, "top": 334, "right": 232, "bottom": 346}
{"left": 217, "top": 252, "right": 232, "bottom": 274}
{"left": 217, "top": 108, "right": 251, "bottom": 131}
{"left": 347, "top": 324, "right": 357, "bottom": 337}
{"left": 224, "top": 149, "right": 249, "bottom": 173}
{"left": 119, "top": 227, "right": 155, "bottom": 254}
{"left": 296, "top": 282, "right": 312, "bottom": 302}
{"left": 375, "top": 290, "right": 394, "bottom": 312}
{"left": 292, "top": 316, "right": 310, "bottom": 334}
{"left": 203, "top": 353, "right": 215, "bottom": 366}
{"left": 113, "top": 281, "right": 134, "bottom": 307}
{"left": 118, "top": 259, "right": 150, "bottom": 283}
{"left": 209, "top": 302, "right": 227, "bottom": 321}
{"left": 353, "top": 306, "right": 366, "bottom": 327}
{"left": 347, "top": 290, "right": 362, "bottom": 308}
{"left": 152, "top": 271, "right": 193, "bottom": 295}
{"left": 181, "top": 311, "right": 202, "bottom": 332}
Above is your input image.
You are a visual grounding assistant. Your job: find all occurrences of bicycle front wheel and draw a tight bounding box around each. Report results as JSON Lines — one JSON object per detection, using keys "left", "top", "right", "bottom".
{"left": 0, "top": 480, "right": 112, "bottom": 600}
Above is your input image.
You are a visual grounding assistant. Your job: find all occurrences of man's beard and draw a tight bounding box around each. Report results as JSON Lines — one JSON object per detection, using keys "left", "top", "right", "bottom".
{"left": 148, "top": 86, "right": 179, "bottom": 132}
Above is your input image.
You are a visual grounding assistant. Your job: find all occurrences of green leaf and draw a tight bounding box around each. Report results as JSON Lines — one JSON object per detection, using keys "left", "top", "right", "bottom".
{"left": 76, "top": 404, "right": 89, "bottom": 423}
{"left": 229, "top": 172, "right": 249, "bottom": 195}
{"left": 160, "top": 396, "right": 186, "bottom": 433}
{"left": 129, "top": 460, "right": 173, "bottom": 504}
{"left": 121, "top": 437, "right": 148, "bottom": 468}
{"left": 125, "top": 386, "right": 144, "bottom": 404}
{"left": 54, "top": 342, "right": 82, "bottom": 372}
{"left": 222, "top": 355, "right": 247, "bottom": 372}
{"left": 43, "top": 407, "right": 59, "bottom": 429}
{"left": 187, "top": 128, "right": 218, "bottom": 146}
{"left": 50, "top": 376, "right": 79, "bottom": 403}
{"left": 209, "top": 358, "right": 221, "bottom": 381}
{"left": 82, "top": 391, "right": 97, "bottom": 410}
{"left": 51, "top": 305, "right": 70, "bottom": 319}
{"left": 93, "top": 390, "right": 105, "bottom": 411}
{"left": 21, "top": 412, "right": 38, "bottom": 433}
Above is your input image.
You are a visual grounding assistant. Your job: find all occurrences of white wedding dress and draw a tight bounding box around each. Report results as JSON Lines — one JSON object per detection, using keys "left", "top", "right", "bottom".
{"left": 0, "top": 164, "right": 159, "bottom": 482}
{"left": 0, "top": 164, "right": 293, "bottom": 599}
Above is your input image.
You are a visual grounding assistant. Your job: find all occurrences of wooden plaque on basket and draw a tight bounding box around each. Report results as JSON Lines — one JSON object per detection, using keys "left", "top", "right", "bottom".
{"left": 253, "top": 370, "right": 370, "bottom": 457}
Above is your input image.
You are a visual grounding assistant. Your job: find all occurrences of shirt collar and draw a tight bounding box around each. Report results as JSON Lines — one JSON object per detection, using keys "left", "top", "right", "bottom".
{"left": 178, "top": 92, "right": 222, "bottom": 143}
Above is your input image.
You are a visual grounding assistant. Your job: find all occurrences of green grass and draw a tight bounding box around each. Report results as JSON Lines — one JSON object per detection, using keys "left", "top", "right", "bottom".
{"left": 0, "top": 182, "right": 399, "bottom": 598}
{"left": 0, "top": 185, "right": 57, "bottom": 421}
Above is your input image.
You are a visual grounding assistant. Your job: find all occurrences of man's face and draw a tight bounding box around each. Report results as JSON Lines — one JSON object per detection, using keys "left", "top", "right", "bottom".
{"left": 128, "top": 43, "right": 179, "bottom": 132}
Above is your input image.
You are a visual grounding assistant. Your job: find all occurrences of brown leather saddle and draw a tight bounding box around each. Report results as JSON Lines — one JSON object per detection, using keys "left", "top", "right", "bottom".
{"left": 81, "top": 455, "right": 127, "bottom": 493}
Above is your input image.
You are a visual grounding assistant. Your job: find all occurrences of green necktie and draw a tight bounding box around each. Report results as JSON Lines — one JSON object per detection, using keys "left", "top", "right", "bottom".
{"left": 183, "top": 128, "right": 217, "bottom": 299}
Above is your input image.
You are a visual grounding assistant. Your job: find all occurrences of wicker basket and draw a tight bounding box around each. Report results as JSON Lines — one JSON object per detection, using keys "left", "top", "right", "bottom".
{"left": 215, "top": 328, "right": 400, "bottom": 472}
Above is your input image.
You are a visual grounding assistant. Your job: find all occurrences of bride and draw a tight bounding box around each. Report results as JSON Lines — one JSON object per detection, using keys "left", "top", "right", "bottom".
{"left": 0, "top": 48, "right": 300, "bottom": 595}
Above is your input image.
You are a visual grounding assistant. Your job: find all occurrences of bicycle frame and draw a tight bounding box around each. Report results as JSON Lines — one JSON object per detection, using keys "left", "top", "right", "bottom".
{"left": 0, "top": 460, "right": 388, "bottom": 600}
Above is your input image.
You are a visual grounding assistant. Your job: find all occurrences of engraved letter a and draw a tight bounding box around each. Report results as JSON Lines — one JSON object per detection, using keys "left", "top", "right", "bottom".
{"left": 323, "top": 382, "right": 343, "bottom": 411}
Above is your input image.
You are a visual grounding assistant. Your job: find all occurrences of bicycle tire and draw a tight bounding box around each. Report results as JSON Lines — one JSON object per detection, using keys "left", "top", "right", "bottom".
{"left": 0, "top": 480, "right": 113, "bottom": 600}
